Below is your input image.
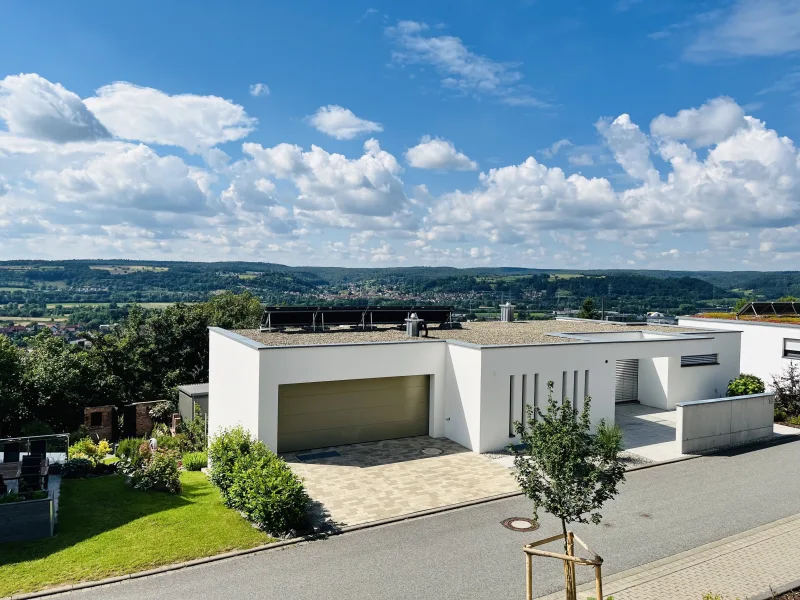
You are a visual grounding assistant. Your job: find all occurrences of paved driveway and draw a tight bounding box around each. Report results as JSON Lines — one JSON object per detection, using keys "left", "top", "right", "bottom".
{"left": 281, "top": 436, "right": 519, "bottom": 527}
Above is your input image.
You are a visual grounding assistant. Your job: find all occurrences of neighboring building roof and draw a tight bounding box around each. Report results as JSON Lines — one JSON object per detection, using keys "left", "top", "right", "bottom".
{"left": 737, "top": 301, "right": 800, "bottom": 317}
{"left": 177, "top": 383, "right": 210, "bottom": 396}
{"left": 234, "top": 319, "right": 709, "bottom": 348}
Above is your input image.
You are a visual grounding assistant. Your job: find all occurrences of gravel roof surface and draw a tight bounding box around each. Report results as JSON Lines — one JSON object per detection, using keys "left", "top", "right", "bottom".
{"left": 235, "top": 320, "right": 709, "bottom": 348}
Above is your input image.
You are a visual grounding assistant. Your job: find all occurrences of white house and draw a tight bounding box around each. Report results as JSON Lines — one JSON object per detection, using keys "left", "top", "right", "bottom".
{"left": 678, "top": 316, "right": 800, "bottom": 388}
{"left": 208, "top": 314, "right": 740, "bottom": 454}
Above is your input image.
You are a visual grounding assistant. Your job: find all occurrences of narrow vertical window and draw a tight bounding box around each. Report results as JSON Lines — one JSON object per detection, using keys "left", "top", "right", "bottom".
{"left": 562, "top": 371, "right": 568, "bottom": 402}
{"left": 584, "top": 369, "right": 590, "bottom": 399}
{"left": 509, "top": 375, "right": 516, "bottom": 437}
{"left": 533, "top": 373, "right": 539, "bottom": 422}
{"left": 521, "top": 374, "right": 528, "bottom": 428}
{"left": 573, "top": 370, "right": 579, "bottom": 409}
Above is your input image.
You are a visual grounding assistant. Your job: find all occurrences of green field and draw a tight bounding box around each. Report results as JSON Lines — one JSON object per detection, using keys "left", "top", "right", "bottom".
{"left": 89, "top": 265, "right": 168, "bottom": 274}
{"left": 0, "top": 316, "right": 68, "bottom": 324}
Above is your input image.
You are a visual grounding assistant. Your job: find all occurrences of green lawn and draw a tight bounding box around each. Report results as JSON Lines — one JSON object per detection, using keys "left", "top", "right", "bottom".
{"left": 0, "top": 472, "right": 273, "bottom": 596}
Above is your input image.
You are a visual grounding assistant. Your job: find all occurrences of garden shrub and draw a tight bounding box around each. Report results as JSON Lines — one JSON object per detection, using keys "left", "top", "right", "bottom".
{"left": 68, "top": 438, "right": 112, "bottom": 465}
{"left": 726, "top": 373, "right": 765, "bottom": 397}
{"left": 177, "top": 405, "right": 207, "bottom": 452}
{"left": 773, "top": 362, "right": 800, "bottom": 418}
{"left": 209, "top": 427, "right": 308, "bottom": 535}
{"left": 227, "top": 447, "right": 308, "bottom": 534}
{"left": 115, "top": 437, "right": 145, "bottom": 460}
{"left": 150, "top": 422, "right": 171, "bottom": 438}
{"left": 130, "top": 451, "right": 181, "bottom": 494}
{"left": 208, "top": 426, "right": 256, "bottom": 497}
{"left": 183, "top": 451, "right": 207, "bottom": 471}
{"left": 0, "top": 490, "right": 47, "bottom": 504}
{"left": 62, "top": 457, "right": 92, "bottom": 478}
{"left": 149, "top": 399, "right": 178, "bottom": 423}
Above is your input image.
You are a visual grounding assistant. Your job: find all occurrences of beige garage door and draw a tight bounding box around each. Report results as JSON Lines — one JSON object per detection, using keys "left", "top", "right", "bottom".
{"left": 278, "top": 375, "right": 430, "bottom": 453}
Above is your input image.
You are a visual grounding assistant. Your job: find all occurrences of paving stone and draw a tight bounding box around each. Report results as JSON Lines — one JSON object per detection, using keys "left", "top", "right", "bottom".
{"left": 282, "top": 436, "right": 519, "bottom": 527}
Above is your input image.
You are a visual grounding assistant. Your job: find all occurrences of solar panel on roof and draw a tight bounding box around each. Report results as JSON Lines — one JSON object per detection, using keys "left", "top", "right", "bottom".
{"left": 259, "top": 306, "right": 454, "bottom": 332}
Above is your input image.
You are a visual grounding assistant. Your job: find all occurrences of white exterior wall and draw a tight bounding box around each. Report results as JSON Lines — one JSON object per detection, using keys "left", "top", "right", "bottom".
{"left": 664, "top": 331, "right": 741, "bottom": 407}
{"left": 443, "top": 343, "right": 483, "bottom": 450}
{"left": 209, "top": 326, "right": 743, "bottom": 454}
{"left": 257, "top": 340, "right": 447, "bottom": 451}
{"left": 477, "top": 343, "right": 617, "bottom": 452}
{"left": 638, "top": 357, "right": 670, "bottom": 409}
{"left": 208, "top": 329, "right": 263, "bottom": 440}
{"left": 679, "top": 317, "right": 799, "bottom": 388}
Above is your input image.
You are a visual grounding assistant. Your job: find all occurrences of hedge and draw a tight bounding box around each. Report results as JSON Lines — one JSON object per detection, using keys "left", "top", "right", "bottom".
{"left": 209, "top": 427, "right": 308, "bottom": 535}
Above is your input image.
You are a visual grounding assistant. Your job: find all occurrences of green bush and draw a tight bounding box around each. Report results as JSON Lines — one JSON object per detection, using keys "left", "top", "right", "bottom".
{"left": 209, "top": 427, "right": 308, "bottom": 535}
{"left": 116, "top": 437, "right": 145, "bottom": 460}
{"left": 154, "top": 434, "right": 184, "bottom": 452}
{"left": 68, "top": 438, "right": 111, "bottom": 466}
{"left": 62, "top": 457, "right": 93, "bottom": 478}
{"left": 726, "top": 373, "right": 765, "bottom": 397}
{"left": 130, "top": 451, "right": 181, "bottom": 494}
{"left": 183, "top": 451, "right": 208, "bottom": 471}
{"left": 595, "top": 421, "right": 624, "bottom": 457}
{"left": 208, "top": 426, "right": 256, "bottom": 497}
{"left": 177, "top": 405, "right": 207, "bottom": 452}
{"left": 227, "top": 445, "right": 308, "bottom": 534}
{"left": 0, "top": 490, "right": 47, "bottom": 504}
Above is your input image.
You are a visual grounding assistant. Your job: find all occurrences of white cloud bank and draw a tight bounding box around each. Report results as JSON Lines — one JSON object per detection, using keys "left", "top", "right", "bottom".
{"left": 2, "top": 72, "right": 800, "bottom": 269}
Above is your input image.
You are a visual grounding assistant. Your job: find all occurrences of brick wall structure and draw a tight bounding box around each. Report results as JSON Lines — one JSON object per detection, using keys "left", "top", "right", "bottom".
{"left": 84, "top": 405, "right": 116, "bottom": 441}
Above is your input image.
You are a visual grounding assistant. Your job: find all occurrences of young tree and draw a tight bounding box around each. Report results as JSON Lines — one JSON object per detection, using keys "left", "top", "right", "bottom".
{"left": 512, "top": 382, "right": 625, "bottom": 599}
{"left": 772, "top": 362, "right": 800, "bottom": 419}
{"left": 577, "top": 297, "right": 600, "bottom": 320}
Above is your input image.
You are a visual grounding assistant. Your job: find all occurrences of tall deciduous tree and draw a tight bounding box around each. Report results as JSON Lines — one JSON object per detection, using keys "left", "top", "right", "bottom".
{"left": 0, "top": 335, "right": 24, "bottom": 436}
{"left": 577, "top": 297, "right": 600, "bottom": 320}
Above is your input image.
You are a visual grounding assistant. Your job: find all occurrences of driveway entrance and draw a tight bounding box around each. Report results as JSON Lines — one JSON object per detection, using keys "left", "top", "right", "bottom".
{"left": 281, "top": 436, "right": 519, "bottom": 527}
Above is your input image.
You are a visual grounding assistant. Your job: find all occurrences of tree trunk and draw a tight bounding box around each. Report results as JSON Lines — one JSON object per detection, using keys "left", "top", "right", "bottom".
{"left": 562, "top": 519, "right": 577, "bottom": 600}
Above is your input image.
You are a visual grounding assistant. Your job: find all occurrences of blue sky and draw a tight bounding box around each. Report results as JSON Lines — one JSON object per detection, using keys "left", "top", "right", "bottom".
{"left": 1, "top": 0, "right": 800, "bottom": 269}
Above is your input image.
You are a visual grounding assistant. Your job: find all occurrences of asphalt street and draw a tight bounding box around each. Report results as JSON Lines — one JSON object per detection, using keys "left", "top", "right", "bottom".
{"left": 47, "top": 438, "right": 800, "bottom": 600}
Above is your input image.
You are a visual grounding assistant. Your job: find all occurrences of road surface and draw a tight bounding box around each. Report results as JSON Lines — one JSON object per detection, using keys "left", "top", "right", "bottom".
{"left": 54, "top": 438, "right": 800, "bottom": 600}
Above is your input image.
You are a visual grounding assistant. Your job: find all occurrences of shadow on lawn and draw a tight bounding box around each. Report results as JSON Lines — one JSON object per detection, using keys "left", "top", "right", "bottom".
{"left": 0, "top": 474, "right": 192, "bottom": 565}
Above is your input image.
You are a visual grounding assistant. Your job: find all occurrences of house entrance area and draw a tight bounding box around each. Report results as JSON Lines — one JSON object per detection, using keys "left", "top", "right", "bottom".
{"left": 615, "top": 359, "right": 639, "bottom": 403}
{"left": 281, "top": 436, "right": 519, "bottom": 528}
{"left": 616, "top": 403, "right": 680, "bottom": 462}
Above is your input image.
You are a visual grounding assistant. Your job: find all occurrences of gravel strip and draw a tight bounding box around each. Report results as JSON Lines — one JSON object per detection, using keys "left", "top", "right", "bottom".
{"left": 619, "top": 450, "right": 655, "bottom": 469}
{"left": 236, "top": 320, "right": 707, "bottom": 347}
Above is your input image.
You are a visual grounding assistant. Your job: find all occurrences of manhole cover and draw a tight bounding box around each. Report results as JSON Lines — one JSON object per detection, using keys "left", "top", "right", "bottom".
{"left": 501, "top": 517, "right": 539, "bottom": 532}
{"left": 421, "top": 447, "right": 443, "bottom": 455}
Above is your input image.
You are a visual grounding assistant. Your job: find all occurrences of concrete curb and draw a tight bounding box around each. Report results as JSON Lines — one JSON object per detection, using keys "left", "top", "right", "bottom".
{"left": 749, "top": 578, "right": 800, "bottom": 600}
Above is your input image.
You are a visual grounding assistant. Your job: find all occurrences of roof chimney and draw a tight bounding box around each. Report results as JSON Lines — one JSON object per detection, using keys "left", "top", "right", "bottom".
{"left": 405, "top": 313, "right": 424, "bottom": 337}
{"left": 500, "top": 302, "right": 515, "bottom": 322}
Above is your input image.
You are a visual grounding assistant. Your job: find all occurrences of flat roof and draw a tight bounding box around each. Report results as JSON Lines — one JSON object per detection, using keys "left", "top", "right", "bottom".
{"left": 234, "top": 319, "right": 709, "bottom": 348}
{"left": 177, "top": 383, "right": 210, "bottom": 396}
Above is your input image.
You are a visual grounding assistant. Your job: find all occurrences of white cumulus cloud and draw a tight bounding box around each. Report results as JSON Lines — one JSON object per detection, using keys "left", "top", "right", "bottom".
{"left": 405, "top": 136, "right": 477, "bottom": 170}
{"left": 0, "top": 73, "right": 110, "bottom": 142}
{"left": 85, "top": 82, "right": 256, "bottom": 153}
{"left": 650, "top": 97, "right": 746, "bottom": 146}
{"left": 305, "top": 105, "right": 383, "bottom": 140}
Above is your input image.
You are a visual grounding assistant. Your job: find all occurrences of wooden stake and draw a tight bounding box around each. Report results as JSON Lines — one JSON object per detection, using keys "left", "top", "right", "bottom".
{"left": 595, "top": 564, "right": 603, "bottom": 600}
{"left": 526, "top": 553, "right": 533, "bottom": 600}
